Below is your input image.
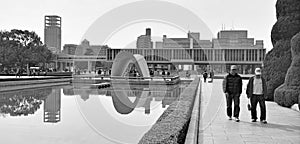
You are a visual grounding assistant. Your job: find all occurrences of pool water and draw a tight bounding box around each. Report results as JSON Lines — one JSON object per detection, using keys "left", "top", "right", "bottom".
{"left": 0, "top": 82, "right": 189, "bottom": 144}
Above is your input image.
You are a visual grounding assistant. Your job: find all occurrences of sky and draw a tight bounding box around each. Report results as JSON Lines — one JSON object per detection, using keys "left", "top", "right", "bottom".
{"left": 0, "top": 0, "right": 277, "bottom": 51}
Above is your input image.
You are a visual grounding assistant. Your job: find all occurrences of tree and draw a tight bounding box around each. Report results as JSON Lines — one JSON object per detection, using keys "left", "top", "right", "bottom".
{"left": 0, "top": 29, "right": 54, "bottom": 72}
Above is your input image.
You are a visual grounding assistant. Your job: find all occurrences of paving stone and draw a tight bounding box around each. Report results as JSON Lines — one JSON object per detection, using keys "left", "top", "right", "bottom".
{"left": 198, "top": 138, "right": 213, "bottom": 144}
{"left": 197, "top": 79, "right": 300, "bottom": 144}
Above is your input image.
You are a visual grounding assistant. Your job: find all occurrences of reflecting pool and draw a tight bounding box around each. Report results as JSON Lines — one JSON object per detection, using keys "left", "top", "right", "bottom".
{"left": 0, "top": 81, "right": 190, "bottom": 144}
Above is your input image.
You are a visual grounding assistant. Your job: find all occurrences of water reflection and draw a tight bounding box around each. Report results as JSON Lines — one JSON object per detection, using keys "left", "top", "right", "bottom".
{"left": 0, "top": 87, "right": 63, "bottom": 124}
{"left": 44, "top": 89, "right": 61, "bottom": 123}
{"left": 0, "top": 82, "right": 188, "bottom": 144}
{"left": 63, "top": 83, "right": 185, "bottom": 115}
{"left": 0, "top": 82, "right": 186, "bottom": 122}
{"left": 108, "top": 85, "right": 182, "bottom": 115}
{"left": 0, "top": 88, "right": 52, "bottom": 117}
{"left": 110, "top": 90, "right": 150, "bottom": 114}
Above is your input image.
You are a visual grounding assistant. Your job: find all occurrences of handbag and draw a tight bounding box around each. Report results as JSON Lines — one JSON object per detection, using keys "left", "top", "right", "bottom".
{"left": 247, "top": 99, "right": 251, "bottom": 111}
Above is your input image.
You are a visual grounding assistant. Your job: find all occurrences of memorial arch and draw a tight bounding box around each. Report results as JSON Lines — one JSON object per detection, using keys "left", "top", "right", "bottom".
{"left": 110, "top": 51, "right": 150, "bottom": 114}
{"left": 111, "top": 51, "right": 150, "bottom": 77}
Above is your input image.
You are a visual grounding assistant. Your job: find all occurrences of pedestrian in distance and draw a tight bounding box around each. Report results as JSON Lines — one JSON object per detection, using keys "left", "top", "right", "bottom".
{"left": 15, "top": 68, "right": 21, "bottom": 78}
{"left": 203, "top": 70, "right": 208, "bottom": 82}
{"left": 246, "top": 67, "right": 268, "bottom": 124}
{"left": 208, "top": 70, "right": 214, "bottom": 83}
{"left": 186, "top": 71, "right": 190, "bottom": 78}
{"left": 222, "top": 65, "right": 243, "bottom": 122}
{"left": 97, "top": 69, "right": 102, "bottom": 75}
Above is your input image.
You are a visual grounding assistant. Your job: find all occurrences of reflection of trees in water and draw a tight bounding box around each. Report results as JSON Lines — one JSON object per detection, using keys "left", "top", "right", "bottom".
{"left": 0, "top": 96, "right": 42, "bottom": 116}
{"left": 0, "top": 88, "right": 53, "bottom": 117}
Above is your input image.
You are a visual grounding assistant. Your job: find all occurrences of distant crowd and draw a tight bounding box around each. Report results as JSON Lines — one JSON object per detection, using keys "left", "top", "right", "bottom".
{"left": 0, "top": 67, "right": 58, "bottom": 77}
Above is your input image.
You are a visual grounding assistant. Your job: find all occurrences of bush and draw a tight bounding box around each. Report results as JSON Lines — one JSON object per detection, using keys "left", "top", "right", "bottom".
{"left": 274, "top": 85, "right": 299, "bottom": 108}
{"left": 274, "top": 32, "right": 300, "bottom": 109}
{"left": 138, "top": 77, "right": 200, "bottom": 144}
{"left": 263, "top": 0, "right": 300, "bottom": 100}
{"left": 263, "top": 45, "right": 292, "bottom": 101}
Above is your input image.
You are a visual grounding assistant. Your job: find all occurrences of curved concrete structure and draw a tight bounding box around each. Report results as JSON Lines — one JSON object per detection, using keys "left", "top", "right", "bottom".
{"left": 111, "top": 51, "right": 150, "bottom": 77}
{"left": 112, "top": 90, "right": 150, "bottom": 114}
{"left": 110, "top": 51, "right": 151, "bottom": 114}
{"left": 111, "top": 90, "right": 140, "bottom": 114}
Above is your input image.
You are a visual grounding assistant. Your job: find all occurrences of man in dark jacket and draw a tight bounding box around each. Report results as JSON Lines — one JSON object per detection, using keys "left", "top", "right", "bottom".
{"left": 246, "top": 67, "right": 268, "bottom": 124}
{"left": 203, "top": 71, "right": 208, "bottom": 82}
{"left": 222, "top": 65, "right": 243, "bottom": 122}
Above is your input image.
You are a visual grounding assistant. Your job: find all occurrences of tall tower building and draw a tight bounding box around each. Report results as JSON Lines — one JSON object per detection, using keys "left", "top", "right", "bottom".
{"left": 44, "top": 15, "right": 61, "bottom": 53}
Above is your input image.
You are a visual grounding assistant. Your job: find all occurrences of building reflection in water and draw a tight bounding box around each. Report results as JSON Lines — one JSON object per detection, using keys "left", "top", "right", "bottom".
{"left": 61, "top": 82, "right": 187, "bottom": 115}
{"left": 102, "top": 83, "right": 185, "bottom": 115}
{"left": 44, "top": 89, "right": 61, "bottom": 123}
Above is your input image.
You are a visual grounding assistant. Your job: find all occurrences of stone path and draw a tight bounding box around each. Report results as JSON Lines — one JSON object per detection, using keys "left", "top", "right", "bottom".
{"left": 198, "top": 79, "right": 300, "bottom": 144}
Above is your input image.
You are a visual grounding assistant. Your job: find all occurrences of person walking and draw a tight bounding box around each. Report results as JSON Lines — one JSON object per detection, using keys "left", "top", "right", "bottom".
{"left": 203, "top": 70, "right": 208, "bottom": 82}
{"left": 222, "top": 65, "right": 243, "bottom": 122}
{"left": 15, "top": 68, "right": 21, "bottom": 78}
{"left": 209, "top": 70, "right": 214, "bottom": 82}
{"left": 246, "top": 67, "right": 268, "bottom": 124}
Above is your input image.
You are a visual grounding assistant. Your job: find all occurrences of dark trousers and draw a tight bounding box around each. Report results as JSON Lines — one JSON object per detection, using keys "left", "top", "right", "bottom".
{"left": 250, "top": 94, "right": 266, "bottom": 120}
{"left": 203, "top": 77, "right": 207, "bottom": 82}
{"left": 226, "top": 94, "right": 240, "bottom": 118}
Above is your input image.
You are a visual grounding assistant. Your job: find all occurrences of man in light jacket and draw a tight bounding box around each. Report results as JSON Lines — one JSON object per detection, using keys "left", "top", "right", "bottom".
{"left": 246, "top": 67, "right": 268, "bottom": 124}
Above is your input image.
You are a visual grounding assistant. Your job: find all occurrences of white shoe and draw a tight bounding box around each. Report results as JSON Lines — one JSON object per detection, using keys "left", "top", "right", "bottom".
{"left": 261, "top": 120, "right": 267, "bottom": 124}
{"left": 234, "top": 117, "right": 240, "bottom": 122}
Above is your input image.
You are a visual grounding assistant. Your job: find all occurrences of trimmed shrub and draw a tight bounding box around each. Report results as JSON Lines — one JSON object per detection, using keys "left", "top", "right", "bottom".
{"left": 274, "top": 85, "right": 299, "bottom": 108}
{"left": 263, "top": 42, "right": 292, "bottom": 100}
{"left": 274, "top": 32, "right": 300, "bottom": 109}
{"left": 263, "top": 0, "right": 300, "bottom": 101}
{"left": 138, "top": 77, "right": 200, "bottom": 144}
{"left": 299, "top": 94, "right": 300, "bottom": 110}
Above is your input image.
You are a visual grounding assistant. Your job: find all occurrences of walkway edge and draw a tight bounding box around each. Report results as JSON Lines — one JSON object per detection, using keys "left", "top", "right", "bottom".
{"left": 185, "top": 78, "right": 202, "bottom": 144}
{"left": 0, "top": 78, "right": 71, "bottom": 92}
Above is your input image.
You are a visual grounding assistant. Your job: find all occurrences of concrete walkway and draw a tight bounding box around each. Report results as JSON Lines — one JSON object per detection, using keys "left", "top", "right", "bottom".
{"left": 198, "top": 79, "right": 300, "bottom": 144}
{"left": 0, "top": 76, "right": 50, "bottom": 79}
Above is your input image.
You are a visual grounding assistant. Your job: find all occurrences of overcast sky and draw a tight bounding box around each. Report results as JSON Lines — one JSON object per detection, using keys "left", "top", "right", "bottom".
{"left": 0, "top": 0, "right": 276, "bottom": 51}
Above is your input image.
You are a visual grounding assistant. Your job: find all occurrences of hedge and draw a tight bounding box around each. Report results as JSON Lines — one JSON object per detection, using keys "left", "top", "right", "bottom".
{"left": 138, "top": 77, "right": 200, "bottom": 144}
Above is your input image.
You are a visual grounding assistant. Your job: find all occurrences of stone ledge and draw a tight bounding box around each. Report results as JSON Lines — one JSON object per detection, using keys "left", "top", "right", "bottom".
{"left": 0, "top": 78, "right": 71, "bottom": 92}
{"left": 184, "top": 78, "right": 201, "bottom": 144}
